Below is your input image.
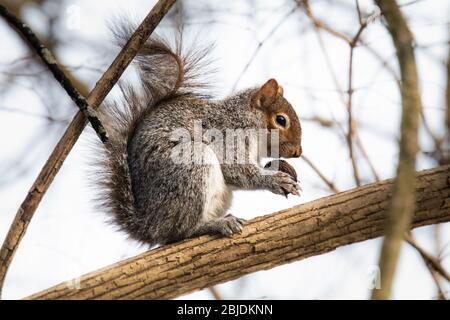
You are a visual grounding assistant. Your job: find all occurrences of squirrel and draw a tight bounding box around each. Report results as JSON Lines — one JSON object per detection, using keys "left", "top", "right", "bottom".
{"left": 93, "top": 23, "right": 303, "bottom": 246}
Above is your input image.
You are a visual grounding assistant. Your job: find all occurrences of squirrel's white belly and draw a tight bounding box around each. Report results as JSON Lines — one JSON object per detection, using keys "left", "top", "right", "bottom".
{"left": 202, "top": 146, "right": 232, "bottom": 222}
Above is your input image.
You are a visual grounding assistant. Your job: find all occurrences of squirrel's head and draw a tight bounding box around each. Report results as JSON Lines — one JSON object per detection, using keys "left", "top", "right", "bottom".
{"left": 252, "top": 79, "right": 302, "bottom": 158}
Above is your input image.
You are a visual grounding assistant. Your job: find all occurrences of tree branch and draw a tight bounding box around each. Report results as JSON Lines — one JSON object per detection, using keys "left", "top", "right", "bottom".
{"left": 301, "top": 155, "right": 340, "bottom": 193}
{"left": 443, "top": 39, "right": 450, "bottom": 165}
{"left": 372, "top": 0, "right": 422, "bottom": 300}
{"left": 27, "top": 165, "right": 449, "bottom": 300}
{"left": 0, "top": 0, "right": 91, "bottom": 98}
{"left": 346, "top": 16, "right": 368, "bottom": 187}
{"left": 0, "top": 4, "right": 109, "bottom": 142}
{"left": 300, "top": 0, "right": 382, "bottom": 185}
{"left": 405, "top": 233, "right": 449, "bottom": 300}
{"left": 404, "top": 233, "right": 450, "bottom": 282}
{"left": 0, "top": 0, "right": 177, "bottom": 298}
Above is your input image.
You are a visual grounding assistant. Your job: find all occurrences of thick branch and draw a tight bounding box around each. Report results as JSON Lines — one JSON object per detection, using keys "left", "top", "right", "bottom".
{"left": 28, "top": 166, "right": 449, "bottom": 300}
{"left": 0, "top": 4, "right": 109, "bottom": 142}
{"left": 372, "top": 0, "right": 422, "bottom": 300}
{"left": 0, "top": 0, "right": 177, "bottom": 297}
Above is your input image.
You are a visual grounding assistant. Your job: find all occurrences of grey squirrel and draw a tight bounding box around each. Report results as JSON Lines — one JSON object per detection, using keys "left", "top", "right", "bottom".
{"left": 93, "top": 23, "right": 302, "bottom": 246}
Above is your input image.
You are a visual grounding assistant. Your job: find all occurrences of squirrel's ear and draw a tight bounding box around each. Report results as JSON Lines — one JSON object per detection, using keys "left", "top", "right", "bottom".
{"left": 255, "top": 79, "right": 280, "bottom": 109}
{"left": 277, "top": 85, "right": 284, "bottom": 96}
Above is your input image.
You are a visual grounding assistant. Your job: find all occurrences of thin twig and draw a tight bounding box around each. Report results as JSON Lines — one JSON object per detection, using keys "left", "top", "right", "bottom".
{"left": 405, "top": 237, "right": 449, "bottom": 300}
{"left": 302, "top": 8, "right": 347, "bottom": 138}
{"left": 0, "top": 5, "right": 109, "bottom": 143}
{"left": 300, "top": 0, "right": 382, "bottom": 185}
{"left": 355, "top": 0, "right": 363, "bottom": 25}
{"left": 208, "top": 286, "right": 222, "bottom": 300}
{"left": 346, "top": 20, "right": 368, "bottom": 187}
{"left": 232, "top": 6, "right": 298, "bottom": 91}
{"left": 355, "top": 133, "right": 381, "bottom": 181}
{"left": 302, "top": 155, "right": 340, "bottom": 193}
{"left": 302, "top": 0, "right": 360, "bottom": 186}
{"left": 300, "top": 115, "right": 335, "bottom": 128}
{"left": 404, "top": 233, "right": 450, "bottom": 282}
{"left": 432, "top": 225, "right": 447, "bottom": 299}
{"left": 299, "top": 0, "right": 352, "bottom": 43}
{"left": 0, "top": 105, "right": 67, "bottom": 123}
{"left": 429, "top": 269, "right": 447, "bottom": 300}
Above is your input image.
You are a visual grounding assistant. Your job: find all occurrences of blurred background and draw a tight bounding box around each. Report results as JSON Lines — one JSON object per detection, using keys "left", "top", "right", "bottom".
{"left": 0, "top": 0, "right": 449, "bottom": 299}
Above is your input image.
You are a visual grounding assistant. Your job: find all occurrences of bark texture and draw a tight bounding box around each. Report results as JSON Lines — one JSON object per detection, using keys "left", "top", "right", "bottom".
{"left": 28, "top": 165, "right": 449, "bottom": 300}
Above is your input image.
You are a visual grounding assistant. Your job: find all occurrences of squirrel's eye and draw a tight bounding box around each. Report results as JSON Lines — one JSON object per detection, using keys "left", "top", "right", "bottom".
{"left": 275, "top": 115, "right": 286, "bottom": 127}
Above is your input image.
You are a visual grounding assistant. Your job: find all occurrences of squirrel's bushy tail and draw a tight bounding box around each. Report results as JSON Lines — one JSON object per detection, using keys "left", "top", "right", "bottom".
{"left": 92, "top": 21, "right": 213, "bottom": 243}
{"left": 93, "top": 84, "right": 144, "bottom": 239}
{"left": 111, "top": 19, "right": 213, "bottom": 102}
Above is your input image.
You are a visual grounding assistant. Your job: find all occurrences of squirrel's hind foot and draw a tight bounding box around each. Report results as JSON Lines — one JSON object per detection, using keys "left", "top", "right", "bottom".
{"left": 191, "top": 214, "right": 245, "bottom": 238}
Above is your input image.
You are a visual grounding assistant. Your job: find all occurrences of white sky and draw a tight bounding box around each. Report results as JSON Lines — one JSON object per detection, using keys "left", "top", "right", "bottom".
{"left": 0, "top": 0, "right": 449, "bottom": 299}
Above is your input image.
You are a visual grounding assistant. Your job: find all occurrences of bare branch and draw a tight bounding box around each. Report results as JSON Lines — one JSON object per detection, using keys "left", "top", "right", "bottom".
{"left": 301, "top": 155, "right": 340, "bottom": 193}
{"left": 299, "top": 0, "right": 352, "bottom": 43}
{"left": 404, "top": 233, "right": 450, "bottom": 282}
{"left": 300, "top": 0, "right": 382, "bottom": 186}
{"left": 0, "top": 4, "right": 109, "bottom": 143}
{"left": 208, "top": 287, "right": 222, "bottom": 300}
{"left": 232, "top": 6, "right": 298, "bottom": 91}
{"left": 371, "top": 0, "right": 422, "bottom": 300}
{"left": 405, "top": 232, "right": 448, "bottom": 300}
{"left": 346, "top": 19, "right": 369, "bottom": 187}
{"left": 443, "top": 40, "right": 450, "bottom": 165}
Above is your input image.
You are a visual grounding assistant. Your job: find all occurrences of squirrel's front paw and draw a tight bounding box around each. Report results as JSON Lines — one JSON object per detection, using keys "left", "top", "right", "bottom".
{"left": 268, "top": 171, "right": 301, "bottom": 197}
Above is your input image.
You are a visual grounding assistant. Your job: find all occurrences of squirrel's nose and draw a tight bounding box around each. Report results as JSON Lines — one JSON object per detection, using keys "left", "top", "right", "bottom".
{"left": 292, "top": 146, "right": 302, "bottom": 158}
